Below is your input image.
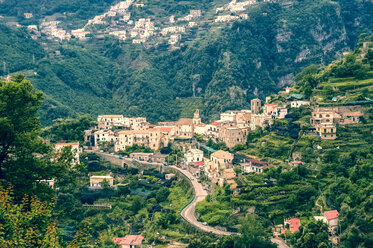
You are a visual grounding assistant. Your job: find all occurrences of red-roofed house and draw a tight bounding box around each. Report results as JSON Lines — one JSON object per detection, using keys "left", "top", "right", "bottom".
{"left": 324, "top": 210, "right": 339, "bottom": 229}
{"left": 113, "top": 235, "right": 144, "bottom": 248}
{"left": 241, "top": 159, "right": 272, "bottom": 173}
{"left": 284, "top": 217, "right": 301, "bottom": 233}
{"left": 206, "top": 122, "right": 221, "bottom": 138}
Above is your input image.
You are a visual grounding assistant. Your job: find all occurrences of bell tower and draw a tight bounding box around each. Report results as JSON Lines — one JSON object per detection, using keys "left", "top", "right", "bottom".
{"left": 193, "top": 109, "right": 201, "bottom": 125}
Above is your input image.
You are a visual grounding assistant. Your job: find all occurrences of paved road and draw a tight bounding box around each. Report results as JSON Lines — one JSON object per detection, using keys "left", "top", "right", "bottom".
{"left": 170, "top": 166, "right": 235, "bottom": 236}
{"left": 271, "top": 238, "right": 290, "bottom": 248}
{"left": 94, "top": 151, "right": 289, "bottom": 246}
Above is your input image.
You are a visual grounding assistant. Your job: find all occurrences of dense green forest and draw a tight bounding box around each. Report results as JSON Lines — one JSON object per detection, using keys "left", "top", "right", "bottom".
{"left": 0, "top": 0, "right": 372, "bottom": 125}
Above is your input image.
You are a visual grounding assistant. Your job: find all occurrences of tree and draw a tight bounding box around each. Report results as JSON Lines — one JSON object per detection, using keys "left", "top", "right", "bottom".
{"left": 234, "top": 215, "right": 276, "bottom": 248}
{"left": 156, "top": 187, "right": 170, "bottom": 202}
{"left": 292, "top": 221, "right": 331, "bottom": 248}
{"left": 0, "top": 75, "right": 63, "bottom": 199}
{"left": 0, "top": 187, "right": 61, "bottom": 247}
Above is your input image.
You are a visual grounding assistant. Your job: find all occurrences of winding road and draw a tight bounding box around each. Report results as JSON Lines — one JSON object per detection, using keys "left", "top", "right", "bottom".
{"left": 94, "top": 151, "right": 289, "bottom": 246}
{"left": 170, "top": 166, "right": 235, "bottom": 236}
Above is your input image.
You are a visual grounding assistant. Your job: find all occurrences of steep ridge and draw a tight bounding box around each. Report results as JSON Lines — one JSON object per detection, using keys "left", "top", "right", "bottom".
{"left": 0, "top": 0, "right": 372, "bottom": 125}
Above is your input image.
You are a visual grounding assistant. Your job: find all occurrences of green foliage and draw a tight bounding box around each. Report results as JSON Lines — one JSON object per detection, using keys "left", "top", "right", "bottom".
{"left": 155, "top": 187, "right": 170, "bottom": 203}
{"left": 235, "top": 215, "right": 276, "bottom": 248}
{"left": 291, "top": 221, "right": 331, "bottom": 248}
{"left": 0, "top": 75, "right": 66, "bottom": 199}
{"left": 0, "top": 25, "right": 44, "bottom": 76}
{"left": 42, "top": 115, "right": 95, "bottom": 143}
{"left": 206, "top": 139, "right": 229, "bottom": 151}
{"left": 118, "top": 144, "right": 154, "bottom": 156}
{"left": 0, "top": 187, "right": 61, "bottom": 247}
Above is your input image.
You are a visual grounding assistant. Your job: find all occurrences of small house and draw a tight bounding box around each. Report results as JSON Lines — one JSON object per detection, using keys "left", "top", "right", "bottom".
{"left": 90, "top": 175, "right": 114, "bottom": 188}
{"left": 113, "top": 235, "right": 144, "bottom": 248}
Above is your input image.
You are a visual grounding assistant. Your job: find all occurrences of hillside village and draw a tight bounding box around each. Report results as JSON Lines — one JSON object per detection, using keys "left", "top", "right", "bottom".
{"left": 48, "top": 43, "right": 369, "bottom": 245}
{"left": 4, "top": 0, "right": 276, "bottom": 47}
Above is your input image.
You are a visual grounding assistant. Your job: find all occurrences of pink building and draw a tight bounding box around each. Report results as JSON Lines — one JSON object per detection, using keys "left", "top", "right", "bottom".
{"left": 324, "top": 210, "right": 339, "bottom": 230}
{"left": 284, "top": 217, "right": 301, "bottom": 233}
{"left": 113, "top": 235, "right": 144, "bottom": 248}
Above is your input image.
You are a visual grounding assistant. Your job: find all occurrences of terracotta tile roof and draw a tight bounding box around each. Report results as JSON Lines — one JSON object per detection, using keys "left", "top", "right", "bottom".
{"left": 225, "top": 110, "right": 240, "bottom": 113}
{"left": 223, "top": 168, "right": 236, "bottom": 179}
{"left": 99, "top": 115, "right": 123, "bottom": 118}
{"left": 212, "top": 150, "right": 233, "bottom": 159}
{"left": 209, "top": 121, "right": 221, "bottom": 126}
{"left": 193, "top": 161, "right": 205, "bottom": 166}
{"left": 286, "top": 218, "right": 301, "bottom": 233}
{"left": 118, "top": 130, "right": 150, "bottom": 135}
{"left": 177, "top": 118, "right": 193, "bottom": 125}
{"left": 324, "top": 210, "right": 339, "bottom": 220}
{"left": 155, "top": 127, "right": 172, "bottom": 132}
{"left": 247, "top": 158, "right": 268, "bottom": 165}
{"left": 56, "top": 142, "right": 79, "bottom": 146}
{"left": 344, "top": 112, "right": 363, "bottom": 117}
{"left": 265, "top": 103, "right": 278, "bottom": 106}
{"left": 113, "top": 235, "right": 144, "bottom": 245}
{"left": 196, "top": 123, "right": 207, "bottom": 127}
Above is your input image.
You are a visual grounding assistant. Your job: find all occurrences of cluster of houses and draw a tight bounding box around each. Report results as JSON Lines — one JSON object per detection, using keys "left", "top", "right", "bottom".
{"left": 273, "top": 210, "right": 340, "bottom": 240}
{"left": 22, "top": 0, "right": 262, "bottom": 46}
{"left": 214, "top": 0, "right": 274, "bottom": 22}
{"left": 310, "top": 106, "right": 363, "bottom": 140}
{"left": 84, "top": 95, "right": 292, "bottom": 154}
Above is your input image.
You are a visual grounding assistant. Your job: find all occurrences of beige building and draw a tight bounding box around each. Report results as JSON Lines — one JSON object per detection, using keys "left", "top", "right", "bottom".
{"left": 220, "top": 110, "right": 239, "bottom": 122}
{"left": 250, "top": 114, "right": 273, "bottom": 130}
{"left": 251, "top": 98, "right": 261, "bottom": 114}
{"left": 175, "top": 118, "right": 194, "bottom": 138}
{"left": 97, "top": 115, "right": 124, "bottom": 130}
{"left": 211, "top": 150, "right": 234, "bottom": 171}
{"left": 113, "top": 235, "right": 144, "bottom": 248}
{"left": 130, "top": 152, "right": 153, "bottom": 161}
{"left": 90, "top": 175, "right": 114, "bottom": 188}
{"left": 206, "top": 122, "right": 221, "bottom": 139}
{"left": 94, "top": 130, "right": 118, "bottom": 146}
{"left": 115, "top": 128, "right": 162, "bottom": 151}
{"left": 219, "top": 127, "right": 247, "bottom": 148}
{"left": 194, "top": 123, "right": 207, "bottom": 136}
{"left": 235, "top": 111, "right": 251, "bottom": 128}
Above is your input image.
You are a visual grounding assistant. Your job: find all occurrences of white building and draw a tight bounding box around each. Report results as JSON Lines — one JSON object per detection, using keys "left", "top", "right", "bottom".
{"left": 55, "top": 142, "right": 80, "bottom": 165}
{"left": 291, "top": 100, "right": 310, "bottom": 108}
{"left": 184, "top": 149, "right": 204, "bottom": 164}
{"left": 94, "top": 130, "right": 118, "bottom": 146}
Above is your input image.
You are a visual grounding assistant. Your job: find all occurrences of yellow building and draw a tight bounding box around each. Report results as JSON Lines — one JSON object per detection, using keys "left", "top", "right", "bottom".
{"left": 316, "top": 124, "right": 337, "bottom": 140}
{"left": 90, "top": 175, "right": 114, "bottom": 188}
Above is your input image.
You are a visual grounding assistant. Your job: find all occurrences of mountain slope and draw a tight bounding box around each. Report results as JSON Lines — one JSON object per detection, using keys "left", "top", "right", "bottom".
{"left": 0, "top": 0, "right": 372, "bottom": 125}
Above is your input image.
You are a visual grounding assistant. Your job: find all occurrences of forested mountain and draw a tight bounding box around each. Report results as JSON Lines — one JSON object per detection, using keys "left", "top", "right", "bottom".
{"left": 0, "top": 0, "right": 372, "bottom": 125}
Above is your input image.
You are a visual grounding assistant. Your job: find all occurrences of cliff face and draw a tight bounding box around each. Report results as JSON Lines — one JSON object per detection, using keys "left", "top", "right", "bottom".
{"left": 0, "top": 0, "right": 372, "bottom": 124}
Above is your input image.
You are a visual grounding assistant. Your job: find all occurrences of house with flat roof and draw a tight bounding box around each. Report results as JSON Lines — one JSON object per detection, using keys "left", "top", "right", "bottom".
{"left": 90, "top": 175, "right": 114, "bottom": 188}
{"left": 184, "top": 149, "right": 204, "bottom": 164}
